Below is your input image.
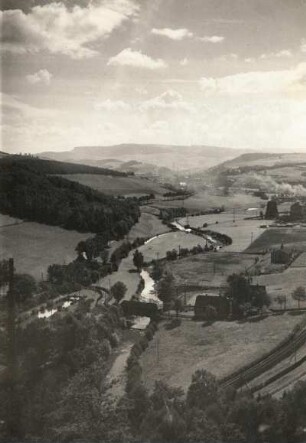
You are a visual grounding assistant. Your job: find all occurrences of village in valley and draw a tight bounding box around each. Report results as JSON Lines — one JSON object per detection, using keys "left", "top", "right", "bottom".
{"left": 1, "top": 149, "right": 306, "bottom": 441}
{"left": 1, "top": 0, "right": 306, "bottom": 440}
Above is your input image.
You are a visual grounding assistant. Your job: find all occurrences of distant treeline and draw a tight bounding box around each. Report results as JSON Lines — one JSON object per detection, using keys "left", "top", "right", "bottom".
{"left": 0, "top": 157, "right": 140, "bottom": 234}
{"left": 0, "top": 155, "right": 128, "bottom": 176}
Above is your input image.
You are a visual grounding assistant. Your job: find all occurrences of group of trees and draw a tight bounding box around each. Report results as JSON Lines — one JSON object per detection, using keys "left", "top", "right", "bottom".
{"left": 124, "top": 368, "right": 306, "bottom": 443}
{"left": 0, "top": 301, "right": 125, "bottom": 442}
{"left": 225, "top": 273, "right": 271, "bottom": 316}
{"left": 0, "top": 156, "right": 140, "bottom": 235}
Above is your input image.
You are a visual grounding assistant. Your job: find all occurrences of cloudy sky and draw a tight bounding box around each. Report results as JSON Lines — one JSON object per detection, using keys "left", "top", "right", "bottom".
{"left": 1, "top": 0, "right": 306, "bottom": 153}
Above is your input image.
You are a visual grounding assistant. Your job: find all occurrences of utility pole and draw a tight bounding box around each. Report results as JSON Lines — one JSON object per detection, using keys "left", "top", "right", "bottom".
{"left": 6, "top": 258, "right": 21, "bottom": 438}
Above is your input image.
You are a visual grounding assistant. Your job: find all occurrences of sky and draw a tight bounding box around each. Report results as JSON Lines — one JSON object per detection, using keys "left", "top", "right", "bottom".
{"left": 1, "top": 0, "right": 306, "bottom": 154}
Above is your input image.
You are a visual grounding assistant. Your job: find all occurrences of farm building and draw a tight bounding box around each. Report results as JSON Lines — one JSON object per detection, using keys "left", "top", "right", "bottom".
{"left": 121, "top": 300, "right": 160, "bottom": 318}
{"left": 290, "top": 201, "right": 306, "bottom": 220}
{"left": 194, "top": 294, "right": 231, "bottom": 320}
{"left": 271, "top": 243, "right": 292, "bottom": 265}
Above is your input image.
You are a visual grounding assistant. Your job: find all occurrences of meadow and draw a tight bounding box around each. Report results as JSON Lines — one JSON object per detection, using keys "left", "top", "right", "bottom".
{"left": 246, "top": 227, "right": 306, "bottom": 253}
{"left": 0, "top": 216, "right": 91, "bottom": 280}
{"left": 62, "top": 173, "right": 167, "bottom": 196}
{"left": 178, "top": 211, "right": 267, "bottom": 252}
{"left": 140, "top": 314, "right": 302, "bottom": 392}
{"left": 167, "top": 252, "right": 259, "bottom": 290}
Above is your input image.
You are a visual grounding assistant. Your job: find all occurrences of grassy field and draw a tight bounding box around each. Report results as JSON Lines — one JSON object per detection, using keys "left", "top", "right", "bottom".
{"left": 127, "top": 212, "right": 170, "bottom": 241}
{"left": 140, "top": 314, "right": 302, "bottom": 392}
{"left": 253, "top": 267, "right": 306, "bottom": 309}
{"left": 62, "top": 173, "right": 167, "bottom": 197}
{"left": 0, "top": 218, "right": 91, "bottom": 280}
{"left": 167, "top": 252, "right": 259, "bottom": 290}
{"left": 246, "top": 227, "right": 306, "bottom": 253}
{"left": 138, "top": 231, "right": 209, "bottom": 262}
{"left": 152, "top": 192, "right": 264, "bottom": 212}
{"left": 178, "top": 211, "right": 267, "bottom": 253}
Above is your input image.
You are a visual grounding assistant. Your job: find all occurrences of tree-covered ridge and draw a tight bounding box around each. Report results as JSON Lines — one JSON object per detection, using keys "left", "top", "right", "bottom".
{"left": 0, "top": 154, "right": 128, "bottom": 176}
{"left": 0, "top": 157, "right": 140, "bottom": 234}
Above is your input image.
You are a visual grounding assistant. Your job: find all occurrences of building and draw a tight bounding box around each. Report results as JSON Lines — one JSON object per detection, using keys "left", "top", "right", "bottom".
{"left": 271, "top": 243, "right": 292, "bottom": 265}
{"left": 194, "top": 294, "right": 230, "bottom": 320}
{"left": 290, "top": 201, "right": 306, "bottom": 220}
{"left": 121, "top": 300, "right": 160, "bottom": 318}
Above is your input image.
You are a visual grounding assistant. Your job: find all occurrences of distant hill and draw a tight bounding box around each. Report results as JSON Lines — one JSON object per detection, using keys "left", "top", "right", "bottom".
{"left": 211, "top": 152, "right": 306, "bottom": 173}
{"left": 40, "top": 144, "right": 245, "bottom": 171}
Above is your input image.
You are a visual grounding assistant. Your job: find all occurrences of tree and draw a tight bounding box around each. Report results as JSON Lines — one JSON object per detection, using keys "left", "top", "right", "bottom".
{"left": 174, "top": 298, "right": 183, "bottom": 317}
{"left": 157, "top": 273, "right": 176, "bottom": 306}
{"left": 0, "top": 259, "right": 10, "bottom": 288}
{"left": 292, "top": 286, "right": 306, "bottom": 309}
{"left": 111, "top": 281, "right": 127, "bottom": 304}
{"left": 14, "top": 274, "right": 37, "bottom": 302}
{"left": 133, "top": 249, "right": 144, "bottom": 272}
{"left": 187, "top": 370, "right": 219, "bottom": 411}
{"left": 151, "top": 260, "right": 163, "bottom": 281}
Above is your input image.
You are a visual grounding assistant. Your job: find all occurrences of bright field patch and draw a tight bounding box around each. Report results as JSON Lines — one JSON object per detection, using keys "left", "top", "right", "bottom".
{"left": 138, "top": 231, "right": 209, "bottom": 262}
{"left": 140, "top": 314, "right": 302, "bottom": 392}
{"left": 127, "top": 212, "right": 170, "bottom": 241}
{"left": 0, "top": 217, "right": 91, "bottom": 280}
{"left": 179, "top": 211, "right": 267, "bottom": 252}
{"left": 62, "top": 173, "right": 167, "bottom": 197}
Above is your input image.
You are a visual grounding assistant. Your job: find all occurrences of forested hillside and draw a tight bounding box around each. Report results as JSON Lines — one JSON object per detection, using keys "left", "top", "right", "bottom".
{"left": 1, "top": 155, "right": 129, "bottom": 176}
{"left": 0, "top": 156, "right": 140, "bottom": 236}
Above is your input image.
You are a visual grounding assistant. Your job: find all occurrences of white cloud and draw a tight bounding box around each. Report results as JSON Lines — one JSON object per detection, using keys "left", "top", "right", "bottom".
{"left": 151, "top": 27, "right": 193, "bottom": 40}
{"left": 198, "top": 35, "right": 224, "bottom": 43}
{"left": 94, "top": 99, "right": 131, "bottom": 111}
{"left": 200, "top": 63, "right": 306, "bottom": 96}
{"left": 1, "top": 0, "right": 138, "bottom": 58}
{"left": 107, "top": 48, "right": 167, "bottom": 69}
{"left": 180, "top": 58, "right": 188, "bottom": 66}
{"left": 301, "top": 39, "right": 306, "bottom": 53}
{"left": 140, "top": 90, "right": 194, "bottom": 113}
{"left": 26, "top": 69, "right": 52, "bottom": 85}
{"left": 260, "top": 49, "right": 292, "bottom": 59}
{"left": 244, "top": 57, "right": 255, "bottom": 63}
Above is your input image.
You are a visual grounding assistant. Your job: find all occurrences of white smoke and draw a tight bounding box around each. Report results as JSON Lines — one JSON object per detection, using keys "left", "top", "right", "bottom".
{"left": 235, "top": 173, "right": 306, "bottom": 197}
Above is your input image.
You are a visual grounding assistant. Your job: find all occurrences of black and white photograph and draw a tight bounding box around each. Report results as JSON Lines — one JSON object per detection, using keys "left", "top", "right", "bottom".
{"left": 1, "top": 0, "right": 306, "bottom": 442}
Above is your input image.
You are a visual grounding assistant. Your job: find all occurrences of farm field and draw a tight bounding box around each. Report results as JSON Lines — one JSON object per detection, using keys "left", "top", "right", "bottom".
{"left": 253, "top": 267, "right": 306, "bottom": 309}
{"left": 0, "top": 218, "right": 91, "bottom": 280}
{"left": 151, "top": 192, "right": 263, "bottom": 212}
{"left": 62, "top": 173, "right": 167, "bottom": 196}
{"left": 127, "top": 212, "right": 170, "bottom": 241}
{"left": 140, "top": 314, "right": 301, "bottom": 392}
{"left": 246, "top": 227, "right": 306, "bottom": 253}
{"left": 168, "top": 252, "right": 259, "bottom": 290}
{"left": 178, "top": 211, "right": 267, "bottom": 252}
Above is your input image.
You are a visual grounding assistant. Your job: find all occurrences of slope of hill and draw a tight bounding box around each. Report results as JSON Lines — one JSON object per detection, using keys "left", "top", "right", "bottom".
{"left": 40, "top": 144, "right": 245, "bottom": 171}
{"left": 3, "top": 154, "right": 128, "bottom": 176}
{"left": 61, "top": 173, "right": 168, "bottom": 197}
{"left": 212, "top": 152, "right": 306, "bottom": 172}
{"left": 0, "top": 156, "right": 140, "bottom": 235}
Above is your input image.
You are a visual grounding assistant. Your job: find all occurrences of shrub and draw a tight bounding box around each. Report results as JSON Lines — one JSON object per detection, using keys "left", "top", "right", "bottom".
{"left": 109, "top": 332, "right": 120, "bottom": 348}
{"left": 101, "top": 339, "right": 112, "bottom": 358}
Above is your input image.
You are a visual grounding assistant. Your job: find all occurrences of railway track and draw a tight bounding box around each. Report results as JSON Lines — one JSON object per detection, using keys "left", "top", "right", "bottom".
{"left": 220, "top": 318, "right": 306, "bottom": 391}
